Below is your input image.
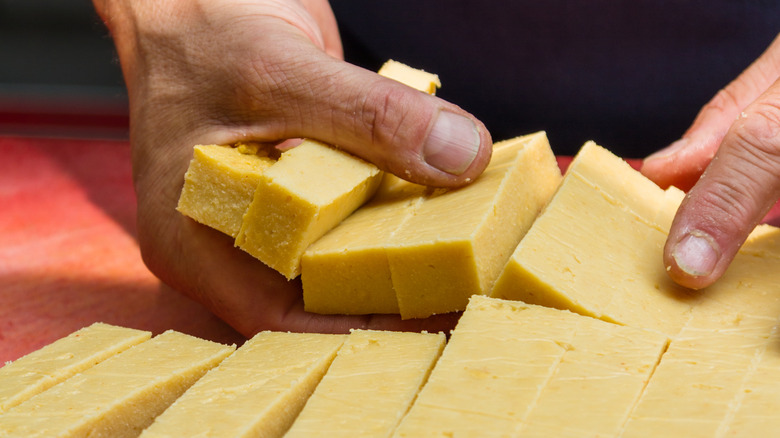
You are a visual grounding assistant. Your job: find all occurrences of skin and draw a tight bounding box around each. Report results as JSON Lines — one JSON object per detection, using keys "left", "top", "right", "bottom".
{"left": 92, "top": 0, "right": 491, "bottom": 336}
{"left": 642, "top": 33, "right": 780, "bottom": 290}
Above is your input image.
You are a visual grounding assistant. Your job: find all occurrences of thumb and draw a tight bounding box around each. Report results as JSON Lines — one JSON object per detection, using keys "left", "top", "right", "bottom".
{"left": 641, "top": 35, "right": 780, "bottom": 191}
{"left": 264, "top": 52, "right": 492, "bottom": 188}
{"left": 664, "top": 79, "right": 780, "bottom": 290}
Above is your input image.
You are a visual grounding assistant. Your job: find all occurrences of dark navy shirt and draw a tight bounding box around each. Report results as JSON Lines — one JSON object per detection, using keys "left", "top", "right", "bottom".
{"left": 332, "top": 1, "right": 780, "bottom": 157}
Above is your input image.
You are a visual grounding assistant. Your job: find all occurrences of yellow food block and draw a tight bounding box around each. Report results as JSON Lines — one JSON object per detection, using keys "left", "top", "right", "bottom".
{"left": 491, "top": 142, "right": 697, "bottom": 336}
{"left": 177, "top": 144, "right": 276, "bottom": 237}
{"left": 301, "top": 175, "right": 430, "bottom": 314}
{"left": 0, "top": 323, "right": 151, "bottom": 414}
{"left": 235, "top": 140, "right": 383, "bottom": 279}
{"left": 389, "top": 132, "right": 561, "bottom": 319}
{"left": 393, "top": 296, "right": 667, "bottom": 437}
{"left": 285, "top": 330, "right": 445, "bottom": 437}
{"left": 620, "top": 316, "right": 772, "bottom": 438}
{"left": 0, "top": 330, "right": 234, "bottom": 438}
{"left": 140, "top": 331, "right": 345, "bottom": 438}
{"left": 377, "top": 59, "right": 441, "bottom": 95}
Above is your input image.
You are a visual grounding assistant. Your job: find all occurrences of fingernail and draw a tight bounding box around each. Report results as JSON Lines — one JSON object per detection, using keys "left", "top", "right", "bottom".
{"left": 423, "top": 110, "right": 480, "bottom": 175}
{"left": 672, "top": 230, "right": 719, "bottom": 277}
{"left": 645, "top": 138, "right": 689, "bottom": 162}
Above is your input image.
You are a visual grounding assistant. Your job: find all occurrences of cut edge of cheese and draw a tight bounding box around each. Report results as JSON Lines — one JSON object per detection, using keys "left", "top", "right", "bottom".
{"left": 0, "top": 322, "right": 151, "bottom": 414}
{"left": 377, "top": 59, "right": 441, "bottom": 95}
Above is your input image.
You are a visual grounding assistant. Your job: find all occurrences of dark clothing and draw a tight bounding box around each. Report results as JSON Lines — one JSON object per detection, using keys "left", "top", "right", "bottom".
{"left": 333, "top": 1, "right": 780, "bottom": 157}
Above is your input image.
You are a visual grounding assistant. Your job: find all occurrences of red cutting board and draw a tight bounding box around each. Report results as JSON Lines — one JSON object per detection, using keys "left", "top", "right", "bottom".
{"left": 2, "top": 136, "right": 779, "bottom": 364}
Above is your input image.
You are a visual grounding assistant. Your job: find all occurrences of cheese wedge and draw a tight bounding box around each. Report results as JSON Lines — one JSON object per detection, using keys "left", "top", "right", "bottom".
{"left": 301, "top": 175, "right": 431, "bottom": 314}
{"left": 235, "top": 140, "right": 383, "bottom": 279}
{"left": 0, "top": 323, "right": 151, "bottom": 414}
{"left": 177, "top": 143, "right": 276, "bottom": 237}
{"left": 0, "top": 330, "right": 234, "bottom": 438}
{"left": 393, "top": 296, "right": 667, "bottom": 437}
{"left": 491, "top": 142, "right": 696, "bottom": 336}
{"left": 140, "top": 331, "right": 345, "bottom": 438}
{"left": 285, "top": 330, "right": 445, "bottom": 437}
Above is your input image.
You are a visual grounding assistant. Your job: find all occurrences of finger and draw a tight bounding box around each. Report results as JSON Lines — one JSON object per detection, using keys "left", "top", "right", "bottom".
{"left": 299, "top": 0, "right": 343, "bottom": 59}
{"left": 642, "top": 34, "right": 780, "bottom": 191}
{"left": 664, "top": 79, "right": 780, "bottom": 290}
{"left": 235, "top": 35, "right": 492, "bottom": 188}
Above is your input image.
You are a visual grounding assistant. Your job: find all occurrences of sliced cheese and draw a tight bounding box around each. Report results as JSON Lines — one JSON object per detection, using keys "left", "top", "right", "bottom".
{"left": 177, "top": 143, "right": 276, "bottom": 237}
{"left": 235, "top": 60, "right": 439, "bottom": 280}
{"left": 621, "top": 315, "right": 771, "bottom": 438}
{"left": 140, "top": 331, "right": 345, "bottom": 438}
{"left": 393, "top": 296, "right": 666, "bottom": 437}
{"left": 388, "top": 131, "right": 561, "bottom": 318}
{"left": 235, "top": 139, "right": 382, "bottom": 279}
{"left": 301, "top": 175, "right": 430, "bottom": 314}
{"left": 491, "top": 142, "right": 696, "bottom": 336}
{"left": 0, "top": 323, "right": 151, "bottom": 414}
{"left": 0, "top": 330, "right": 234, "bottom": 438}
{"left": 285, "top": 330, "right": 445, "bottom": 437}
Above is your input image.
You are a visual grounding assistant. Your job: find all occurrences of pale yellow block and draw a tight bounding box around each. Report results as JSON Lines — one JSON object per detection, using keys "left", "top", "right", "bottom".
{"left": 515, "top": 316, "right": 667, "bottom": 438}
{"left": 235, "top": 140, "right": 382, "bottom": 279}
{"left": 491, "top": 169, "right": 695, "bottom": 337}
{"left": 0, "top": 331, "right": 235, "bottom": 438}
{"left": 140, "top": 331, "right": 345, "bottom": 438}
{"left": 741, "top": 223, "right": 780, "bottom": 259}
{"left": 377, "top": 59, "right": 441, "bottom": 95}
{"left": 301, "top": 175, "right": 430, "bottom": 314}
{"left": 621, "top": 317, "right": 770, "bottom": 438}
{"left": 177, "top": 144, "right": 276, "bottom": 237}
{"left": 0, "top": 323, "right": 151, "bottom": 414}
{"left": 285, "top": 330, "right": 445, "bottom": 438}
{"left": 393, "top": 296, "right": 576, "bottom": 437}
{"left": 389, "top": 132, "right": 561, "bottom": 319}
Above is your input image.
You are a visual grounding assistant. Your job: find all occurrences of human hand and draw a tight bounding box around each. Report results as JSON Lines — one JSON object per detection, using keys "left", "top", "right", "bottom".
{"left": 641, "top": 34, "right": 780, "bottom": 290}
{"left": 92, "top": 0, "right": 489, "bottom": 335}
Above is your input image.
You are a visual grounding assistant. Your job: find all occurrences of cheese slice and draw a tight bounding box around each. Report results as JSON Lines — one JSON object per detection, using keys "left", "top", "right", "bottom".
{"left": 235, "top": 140, "right": 383, "bottom": 279}
{"left": 285, "top": 330, "right": 445, "bottom": 437}
{"left": 0, "top": 330, "right": 234, "bottom": 438}
{"left": 177, "top": 143, "right": 276, "bottom": 237}
{"left": 235, "top": 60, "right": 439, "bottom": 280}
{"left": 491, "top": 142, "right": 696, "bottom": 336}
{"left": 376, "top": 59, "right": 441, "bottom": 95}
{"left": 140, "top": 331, "right": 345, "bottom": 438}
{"left": 0, "top": 323, "right": 151, "bottom": 414}
{"left": 301, "top": 175, "right": 430, "bottom": 314}
{"left": 393, "top": 296, "right": 667, "bottom": 437}
{"left": 388, "top": 131, "right": 561, "bottom": 318}
{"left": 620, "top": 315, "right": 772, "bottom": 438}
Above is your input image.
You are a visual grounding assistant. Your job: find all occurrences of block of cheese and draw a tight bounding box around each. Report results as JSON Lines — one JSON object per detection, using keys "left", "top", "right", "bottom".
{"left": 285, "top": 329, "right": 445, "bottom": 437}
{"left": 235, "top": 139, "right": 383, "bottom": 279}
{"left": 140, "top": 331, "right": 345, "bottom": 438}
{"left": 393, "top": 296, "right": 667, "bottom": 437}
{"left": 620, "top": 315, "right": 773, "bottom": 437}
{"left": 491, "top": 141, "right": 697, "bottom": 336}
{"left": 388, "top": 131, "right": 561, "bottom": 318}
{"left": 234, "top": 60, "right": 440, "bottom": 280}
{"left": 0, "top": 323, "right": 151, "bottom": 414}
{"left": 301, "top": 175, "right": 431, "bottom": 314}
{"left": 0, "top": 330, "right": 234, "bottom": 438}
{"left": 177, "top": 143, "right": 276, "bottom": 237}
{"left": 376, "top": 59, "right": 441, "bottom": 94}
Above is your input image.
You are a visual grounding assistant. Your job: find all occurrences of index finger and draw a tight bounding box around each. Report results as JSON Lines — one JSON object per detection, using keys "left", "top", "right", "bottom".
{"left": 665, "top": 79, "right": 780, "bottom": 289}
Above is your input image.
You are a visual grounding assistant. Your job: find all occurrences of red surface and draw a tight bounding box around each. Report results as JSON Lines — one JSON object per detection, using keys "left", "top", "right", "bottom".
{"left": 0, "top": 136, "right": 243, "bottom": 363}
{"left": 2, "top": 137, "right": 779, "bottom": 364}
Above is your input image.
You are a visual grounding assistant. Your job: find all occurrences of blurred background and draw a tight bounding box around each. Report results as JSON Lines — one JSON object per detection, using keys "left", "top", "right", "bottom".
{"left": 0, "top": 0, "right": 127, "bottom": 139}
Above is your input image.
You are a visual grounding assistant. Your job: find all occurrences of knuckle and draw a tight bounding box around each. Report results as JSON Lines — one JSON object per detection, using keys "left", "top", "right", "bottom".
{"left": 359, "top": 82, "right": 424, "bottom": 150}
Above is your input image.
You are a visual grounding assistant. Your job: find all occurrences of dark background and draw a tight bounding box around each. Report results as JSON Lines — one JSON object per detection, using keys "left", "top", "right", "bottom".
{"left": 1, "top": 1, "right": 778, "bottom": 158}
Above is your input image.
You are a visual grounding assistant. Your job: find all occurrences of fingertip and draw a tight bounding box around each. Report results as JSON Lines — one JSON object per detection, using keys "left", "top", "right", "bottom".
{"left": 664, "top": 229, "right": 722, "bottom": 290}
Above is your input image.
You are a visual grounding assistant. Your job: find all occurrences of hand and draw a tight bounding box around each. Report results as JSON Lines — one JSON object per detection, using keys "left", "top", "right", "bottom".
{"left": 641, "top": 33, "right": 780, "bottom": 290}
{"left": 92, "top": 0, "right": 489, "bottom": 335}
